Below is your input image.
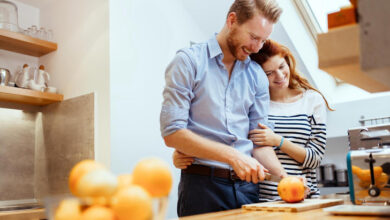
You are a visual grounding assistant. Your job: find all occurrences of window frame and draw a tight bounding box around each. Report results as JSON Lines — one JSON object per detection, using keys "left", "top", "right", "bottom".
{"left": 291, "top": 0, "right": 323, "bottom": 41}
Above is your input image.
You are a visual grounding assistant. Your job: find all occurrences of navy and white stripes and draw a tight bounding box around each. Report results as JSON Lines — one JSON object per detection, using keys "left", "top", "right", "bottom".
{"left": 258, "top": 90, "right": 327, "bottom": 202}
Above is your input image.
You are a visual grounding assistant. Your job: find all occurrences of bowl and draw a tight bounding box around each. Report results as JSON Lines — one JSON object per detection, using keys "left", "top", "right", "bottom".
{"left": 44, "top": 194, "right": 169, "bottom": 220}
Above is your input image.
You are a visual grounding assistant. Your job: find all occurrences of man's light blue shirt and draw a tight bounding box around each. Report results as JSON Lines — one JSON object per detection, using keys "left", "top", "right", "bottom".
{"left": 160, "top": 35, "right": 271, "bottom": 169}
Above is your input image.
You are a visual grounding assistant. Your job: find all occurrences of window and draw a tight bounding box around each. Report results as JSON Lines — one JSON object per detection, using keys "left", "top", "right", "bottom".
{"left": 292, "top": 0, "right": 352, "bottom": 39}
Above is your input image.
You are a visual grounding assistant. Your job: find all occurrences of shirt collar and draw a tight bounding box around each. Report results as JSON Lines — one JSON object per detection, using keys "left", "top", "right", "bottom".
{"left": 207, "top": 33, "right": 251, "bottom": 65}
{"left": 207, "top": 34, "right": 223, "bottom": 59}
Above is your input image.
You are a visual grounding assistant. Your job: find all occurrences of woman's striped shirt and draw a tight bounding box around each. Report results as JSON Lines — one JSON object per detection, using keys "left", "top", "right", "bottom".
{"left": 259, "top": 89, "right": 327, "bottom": 202}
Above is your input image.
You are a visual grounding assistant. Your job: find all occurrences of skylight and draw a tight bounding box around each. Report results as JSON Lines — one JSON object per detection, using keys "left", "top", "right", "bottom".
{"left": 306, "top": 0, "right": 351, "bottom": 32}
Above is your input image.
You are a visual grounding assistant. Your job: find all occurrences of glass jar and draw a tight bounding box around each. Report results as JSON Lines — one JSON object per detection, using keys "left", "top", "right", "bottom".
{"left": 0, "top": 0, "right": 20, "bottom": 32}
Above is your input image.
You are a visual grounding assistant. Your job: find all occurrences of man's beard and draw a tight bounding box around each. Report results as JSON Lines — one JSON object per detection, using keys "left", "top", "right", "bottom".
{"left": 226, "top": 28, "right": 247, "bottom": 61}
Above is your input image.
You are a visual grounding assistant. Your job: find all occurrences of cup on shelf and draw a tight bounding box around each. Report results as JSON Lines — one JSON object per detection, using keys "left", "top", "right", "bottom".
{"left": 38, "top": 27, "right": 47, "bottom": 40}
{"left": 30, "top": 25, "right": 38, "bottom": 38}
{"left": 45, "top": 86, "right": 57, "bottom": 94}
{"left": 47, "top": 29, "right": 53, "bottom": 41}
{"left": 22, "top": 25, "right": 53, "bottom": 41}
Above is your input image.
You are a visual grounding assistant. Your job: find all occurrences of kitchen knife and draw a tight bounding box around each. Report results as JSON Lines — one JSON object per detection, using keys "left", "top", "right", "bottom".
{"left": 263, "top": 173, "right": 283, "bottom": 182}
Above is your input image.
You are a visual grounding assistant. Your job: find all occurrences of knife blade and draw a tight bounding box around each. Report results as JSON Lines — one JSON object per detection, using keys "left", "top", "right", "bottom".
{"left": 263, "top": 173, "right": 283, "bottom": 182}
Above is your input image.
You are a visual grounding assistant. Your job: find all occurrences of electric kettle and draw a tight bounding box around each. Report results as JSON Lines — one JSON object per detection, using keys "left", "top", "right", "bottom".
{"left": 0, "top": 68, "right": 10, "bottom": 86}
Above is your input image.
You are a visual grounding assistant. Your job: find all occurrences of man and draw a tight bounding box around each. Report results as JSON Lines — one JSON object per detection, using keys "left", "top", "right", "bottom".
{"left": 160, "top": 0, "right": 286, "bottom": 217}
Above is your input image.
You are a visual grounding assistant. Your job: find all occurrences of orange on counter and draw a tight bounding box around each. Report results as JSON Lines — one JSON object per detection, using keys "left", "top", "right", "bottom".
{"left": 76, "top": 169, "right": 118, "bottom": 198}
{"left": 132, "top": 158, "right": 173, "bottom": 197}
{"left": 79, "top": 205, "right": 117, "bottom": 220}
{"left": 56, "top": 158, "right": 172, "bottom": 220}
{"left": 117, "top": 174, "right": 133, "bottom": 190}
{"left": 54, "top": 199, "right": 81, "bottom": 220}
{"left": 111, "top": 185, "right": 153, "bottom": 220}
{"left": 69, "top": 160, "right": 106, "bottom": 196}
{"left": 277, "top": 176, "right": 305, "bottom": 203}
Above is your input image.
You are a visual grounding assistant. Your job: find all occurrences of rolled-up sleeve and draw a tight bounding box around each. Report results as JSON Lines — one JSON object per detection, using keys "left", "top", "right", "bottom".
{"left": 160, "top": 51, "right": 195, "bottom": 137}
{"left": 249, "top": 71, "right": 272, "bottom": 132}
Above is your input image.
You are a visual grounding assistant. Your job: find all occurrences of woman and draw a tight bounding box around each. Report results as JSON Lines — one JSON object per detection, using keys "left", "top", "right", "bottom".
{"left": 173, "top": 39, "right": 333, "bottom": 201}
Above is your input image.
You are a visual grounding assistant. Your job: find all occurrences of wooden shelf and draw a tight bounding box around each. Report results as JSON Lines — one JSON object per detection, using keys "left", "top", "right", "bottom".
{"left": 317, "top": 24, "right": 390, "bottom": 92}
{"left": 0, "top": 86, "right": 63, "bottom": 106}
{"left": 0, "top": 29, "right": 57, "bottom": 57}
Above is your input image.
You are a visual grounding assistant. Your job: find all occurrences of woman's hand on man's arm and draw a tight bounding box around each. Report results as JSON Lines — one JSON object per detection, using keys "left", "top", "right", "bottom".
{"left": 249, "top": 123, "right": 281, "bottom": 147}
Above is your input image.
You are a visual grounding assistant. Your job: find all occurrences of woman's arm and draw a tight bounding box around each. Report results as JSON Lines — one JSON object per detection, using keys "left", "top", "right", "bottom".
{"left": 249, "top": 123, "right": 306, "bottom": 163}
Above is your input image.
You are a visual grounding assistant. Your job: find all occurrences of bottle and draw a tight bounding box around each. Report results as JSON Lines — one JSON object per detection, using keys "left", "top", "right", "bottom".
{"left": 36, "top": 65, "right": 50, "bottom": 87}
{"left": 15, "top": 64, "right": 30, "bottom": 88}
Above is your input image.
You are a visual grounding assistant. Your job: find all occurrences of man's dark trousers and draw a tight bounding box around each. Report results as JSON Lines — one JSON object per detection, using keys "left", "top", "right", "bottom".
{"left": 177, "top": 171, "right": 259, "bottom": 217}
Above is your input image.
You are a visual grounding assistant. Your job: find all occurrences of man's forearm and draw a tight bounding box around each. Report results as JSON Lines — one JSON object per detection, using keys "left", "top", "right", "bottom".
{"left": 164, "top": 129, "right": 237, "bottom": 165}
{"left": 252, "top": 147, "right": 287, "bottom": 177}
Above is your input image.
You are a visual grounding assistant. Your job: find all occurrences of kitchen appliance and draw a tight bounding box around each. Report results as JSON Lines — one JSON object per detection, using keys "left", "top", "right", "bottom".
{"left": 323, "top": 163, "right": 336, "bottom": 187}
{"left": 336, "top": 169, "right": 348, "bottom": 186}
{"left": 316, "top": 166, "right": 324, "bottom": 186}
{"left": 0, "top": 0, "right": 20, "bottom": 32}
{"left": 347, "top": 123, "right": 390, "bottom": 205}
{"left": 0, "top": 67, "right": 10, "bottom": 85}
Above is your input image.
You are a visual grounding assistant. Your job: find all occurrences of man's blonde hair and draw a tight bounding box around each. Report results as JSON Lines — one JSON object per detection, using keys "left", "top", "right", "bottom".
{"left": 228, "top": 0, "right": 282, "bottom": 24}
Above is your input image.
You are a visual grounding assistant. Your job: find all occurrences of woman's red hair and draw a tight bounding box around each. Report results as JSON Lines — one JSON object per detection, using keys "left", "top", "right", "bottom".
{"left": 250, "top": 39, "right": 334, "bottom": 111}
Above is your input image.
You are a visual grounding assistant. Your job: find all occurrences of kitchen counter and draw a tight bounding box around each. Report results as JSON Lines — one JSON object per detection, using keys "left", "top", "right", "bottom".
{"left": 176, "top": 194, "right": 389, "bottom": 220}
{"left": 0, "top": 208, "right": 45, "bottom": 220}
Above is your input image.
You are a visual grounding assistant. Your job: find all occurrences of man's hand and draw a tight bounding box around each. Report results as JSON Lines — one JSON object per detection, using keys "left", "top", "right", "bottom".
{"left": 249, "top": 123, "right": 281, "bottom": 147}
{"left": 229, "top": 152, "right": 268, "bottom": 184}
{"left": 172, "top": 150, "right": 194, "bottom": 169}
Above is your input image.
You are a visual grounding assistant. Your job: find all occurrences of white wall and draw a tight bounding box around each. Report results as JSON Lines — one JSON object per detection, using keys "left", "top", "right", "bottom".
{"left": 323, "top": 92, "right": 390, "bottom": 169}
{"left": 38, "top": 0, "right": 110, "bottom": 166}
{"left": 109, "top": 0, "right": 214, "bottom": 218}
{"left": 327, "top": 91, "right": 390, "bottom": 138}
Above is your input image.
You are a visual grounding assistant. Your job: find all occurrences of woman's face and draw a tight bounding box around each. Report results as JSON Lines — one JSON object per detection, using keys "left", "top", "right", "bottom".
{"left": 262, "top": 55, "right": 290, "bottom": 90}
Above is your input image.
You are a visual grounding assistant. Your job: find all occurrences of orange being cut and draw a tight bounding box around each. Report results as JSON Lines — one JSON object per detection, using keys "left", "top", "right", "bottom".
{"left": 277, "top": 176, "right": 305, "bottom": 203}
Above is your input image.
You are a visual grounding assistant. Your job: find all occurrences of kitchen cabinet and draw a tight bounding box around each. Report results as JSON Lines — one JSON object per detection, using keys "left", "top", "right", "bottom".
{"left": 317, "top": 0, "right": 390, "bottom": 92}
{"left": 0, "top": 29, "right": 62, "bottom": 105}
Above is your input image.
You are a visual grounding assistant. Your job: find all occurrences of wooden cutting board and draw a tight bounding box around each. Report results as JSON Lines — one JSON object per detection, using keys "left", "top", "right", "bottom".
{"left": 242, "top": 199, "right": 344, "bottom": 212}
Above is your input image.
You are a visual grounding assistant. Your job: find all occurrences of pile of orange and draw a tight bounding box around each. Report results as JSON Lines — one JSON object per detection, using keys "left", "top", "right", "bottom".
{"left": 352, "top": 165, "right": 388, "bottom": 188}
{"left": 54, "top": 158, "right": 173, "bottom": 220}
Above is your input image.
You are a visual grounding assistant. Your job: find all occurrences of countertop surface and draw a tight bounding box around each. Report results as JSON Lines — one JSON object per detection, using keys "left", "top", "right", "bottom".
{"left": 0, "top": 208, "right": 45, "bottom": 220}
{"left": 175, "top": 194, "right": 390, "bottom": 220}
